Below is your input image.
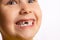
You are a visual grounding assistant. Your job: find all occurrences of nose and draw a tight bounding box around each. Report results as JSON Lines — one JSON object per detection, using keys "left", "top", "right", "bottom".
{"left": 19, "top": 3, "right": 32, "bottom": 15}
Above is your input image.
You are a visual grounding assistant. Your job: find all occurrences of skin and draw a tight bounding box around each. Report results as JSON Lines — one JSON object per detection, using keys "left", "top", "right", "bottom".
{"left": 0, "top": 0, "right": 42, "bottom": 40}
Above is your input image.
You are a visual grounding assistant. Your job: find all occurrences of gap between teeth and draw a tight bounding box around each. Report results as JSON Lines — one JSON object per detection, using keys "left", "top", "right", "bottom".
{"left": 19, "top": 21, "right": 33, "bottom": 27}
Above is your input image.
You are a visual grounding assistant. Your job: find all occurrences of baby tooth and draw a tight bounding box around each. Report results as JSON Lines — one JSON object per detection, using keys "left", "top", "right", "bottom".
{"left": 28, "top": 21, "right": 32, "bottom": 25}
{"left": 20, "top": 24, "right": 28, "bottom": 27}
{"left": 19, "top": 21, "right": 33, "bottom": 27}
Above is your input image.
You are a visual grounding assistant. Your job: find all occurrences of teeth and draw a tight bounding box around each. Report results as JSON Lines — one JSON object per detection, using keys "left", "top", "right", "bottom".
{"left": 19, "top": 21, "right": 33, "bottom": 27}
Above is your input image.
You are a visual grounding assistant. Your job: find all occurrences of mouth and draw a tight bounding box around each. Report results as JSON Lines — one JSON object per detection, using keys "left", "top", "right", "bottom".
{"left": 15, "top": 19, "right": 35, "bottom": 29}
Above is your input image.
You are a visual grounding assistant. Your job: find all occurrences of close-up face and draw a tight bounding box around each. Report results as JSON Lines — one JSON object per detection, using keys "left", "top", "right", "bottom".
{"left": 0, "top": 0, "right": 42, "bottom": 40}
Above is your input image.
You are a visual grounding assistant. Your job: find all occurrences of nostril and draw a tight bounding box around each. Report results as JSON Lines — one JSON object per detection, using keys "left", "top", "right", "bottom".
{"left": 24, "top": 11, "right": 32, "bottom": 13}
{"left": 19, "top": 11, "right": 27, "bottom": 15}
{"left": 20, "top": 11, "right": 32, "bottom": 15}
{"left": 24, "top": 12, "right": 27, "bottom": 13}
{"left": 19, "top": 8, "right": 32, "bottom": 15}
{"left": 23, "top": 11, "right": 32, "bottom": 14}
{"left": 29, "top": 11, "right": 32, "bottom": 13}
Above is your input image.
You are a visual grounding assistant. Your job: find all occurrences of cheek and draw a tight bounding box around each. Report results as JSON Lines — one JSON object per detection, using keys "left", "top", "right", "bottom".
{"left": 0, "top": 7, "right": 19, "bottom": 32}
{"left": 31, "top": 4, "right": 42, "bottom": 17}
{"left": 0, "top": 5, "right": 20, "bottom": 19}
{"left": 33, "top": 6, "right": 42, "bottom": 20}
{"left": 0, "top": 6, "right": 19, "bottom": 23}
{"left": 32, "top": 5, "right": 42, "bottom": 27}
{"left": 0, "top": 7, "right": 18, "bottom": 34}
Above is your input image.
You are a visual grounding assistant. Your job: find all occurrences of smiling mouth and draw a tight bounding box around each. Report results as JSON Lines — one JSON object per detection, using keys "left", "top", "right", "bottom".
{"left": 15, "top": 19, "right": 35, "bottom": 29}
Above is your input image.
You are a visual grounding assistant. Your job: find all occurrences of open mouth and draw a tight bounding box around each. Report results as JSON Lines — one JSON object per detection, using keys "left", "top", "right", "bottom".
{"left": 15, "top": 19, "right": 35, "bottom": 29}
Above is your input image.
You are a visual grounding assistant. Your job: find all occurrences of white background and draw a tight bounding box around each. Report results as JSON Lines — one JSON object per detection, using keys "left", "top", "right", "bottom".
{"left": 0, "top": 0, "right": 60, "bottom": 40}
{"left": 34, "top": 0, "right": 60, "bottom": 40}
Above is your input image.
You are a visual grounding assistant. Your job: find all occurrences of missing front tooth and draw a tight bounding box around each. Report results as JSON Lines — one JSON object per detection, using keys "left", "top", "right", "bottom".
{"left": 24, "top": 22, "right": 28, "bottom": 24}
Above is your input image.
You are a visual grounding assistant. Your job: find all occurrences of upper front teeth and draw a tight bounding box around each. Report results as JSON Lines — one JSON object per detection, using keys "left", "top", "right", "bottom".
{"left": 19, "top": 21, "right": 33, "bottom": 27}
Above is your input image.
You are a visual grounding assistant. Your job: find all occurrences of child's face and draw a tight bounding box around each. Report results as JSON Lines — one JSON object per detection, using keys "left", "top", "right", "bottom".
{"left": 0, "top": 0, "right": 42, "bottom": 39}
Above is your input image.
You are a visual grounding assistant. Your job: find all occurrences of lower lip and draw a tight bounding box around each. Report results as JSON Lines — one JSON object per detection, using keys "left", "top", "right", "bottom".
{"left": 15, "top": 21, "right": 35, "bottom": 30}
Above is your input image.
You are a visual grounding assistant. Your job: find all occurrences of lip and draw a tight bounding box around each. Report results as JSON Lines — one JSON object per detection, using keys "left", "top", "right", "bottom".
{"left": 15, "top": 19, "right": 35, "bottom": 30}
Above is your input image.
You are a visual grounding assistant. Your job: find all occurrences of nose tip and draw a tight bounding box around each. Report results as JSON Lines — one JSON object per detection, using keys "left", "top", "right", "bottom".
{"left": 19, "top": 8, "right": 32, "bottom": 15}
